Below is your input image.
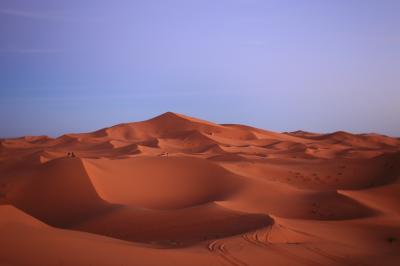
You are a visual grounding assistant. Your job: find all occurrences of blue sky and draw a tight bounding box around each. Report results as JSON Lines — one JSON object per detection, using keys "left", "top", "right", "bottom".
{"left": 1, "top": 0, "right": 399, "bottom": 137}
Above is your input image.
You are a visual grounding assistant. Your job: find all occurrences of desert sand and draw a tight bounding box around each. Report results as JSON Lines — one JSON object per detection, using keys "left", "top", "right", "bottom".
{"left": 0, "top": 112, "right": 399, "bottom": 266}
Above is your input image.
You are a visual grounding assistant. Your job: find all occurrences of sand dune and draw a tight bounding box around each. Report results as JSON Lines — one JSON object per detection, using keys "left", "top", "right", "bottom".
{"left": 1, "top": 112, "right": 399, "bottom": 266}
{"left": 82, "top": 156, "right": 243, "bottom": 209}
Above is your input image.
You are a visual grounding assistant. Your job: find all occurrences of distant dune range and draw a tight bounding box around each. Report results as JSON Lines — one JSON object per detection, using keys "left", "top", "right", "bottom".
{"left": 1, "top": 112, "right": 400, "bottom": 266}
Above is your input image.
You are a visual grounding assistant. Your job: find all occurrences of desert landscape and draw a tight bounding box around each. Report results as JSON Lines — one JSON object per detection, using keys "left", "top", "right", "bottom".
{"left": 0, "top": 112, "right": 399, "bottom": 266}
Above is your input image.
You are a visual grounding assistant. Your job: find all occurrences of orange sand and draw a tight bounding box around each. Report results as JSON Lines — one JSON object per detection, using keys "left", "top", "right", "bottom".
{"left": 1, "top": 112, "right": 399, "bottom": 265}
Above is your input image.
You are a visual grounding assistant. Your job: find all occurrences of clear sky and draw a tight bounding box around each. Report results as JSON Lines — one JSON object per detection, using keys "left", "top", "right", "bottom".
{"left": 1, "top": 0, "right": 399, "bottom": 137}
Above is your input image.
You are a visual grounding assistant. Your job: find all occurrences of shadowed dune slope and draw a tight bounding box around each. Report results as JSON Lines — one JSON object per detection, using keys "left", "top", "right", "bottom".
{"left": 73, "top": 203, "right": 272, "bottom": 246}
{"left": 0, "top": 206, "right": 222, "bottom": 266}
{"left": 5, "top": 157, "right": 113, "bottom": 227}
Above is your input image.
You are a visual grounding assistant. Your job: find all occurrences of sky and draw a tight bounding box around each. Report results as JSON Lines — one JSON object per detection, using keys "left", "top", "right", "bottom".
{"left": 1, "top": 0, "right": 399, "bottom": 137}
